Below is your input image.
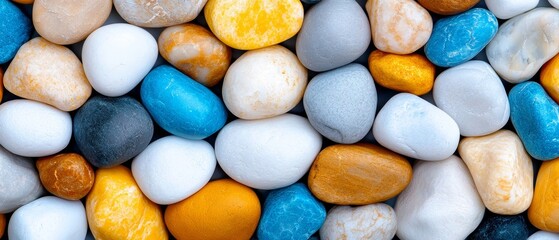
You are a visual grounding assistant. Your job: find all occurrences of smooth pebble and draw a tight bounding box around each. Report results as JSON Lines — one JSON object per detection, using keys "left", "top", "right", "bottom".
{"left": 36, "top": 153, "right": 94, "bottom": 200}
{"left": 468, "top": 214, "right": 531, "bottom": 240}
{"left": 540, "top": 53, "right": 559, "bottom": 103}
{"left": 528, "top": 231, "right": 559, "bottom": 240}
{"left": 0, "top": 215, "right": 4, "bottom": 238}
{"left": 418, "top": 0, "right": 479, "bottom": 15}
{"left": 528, "top": 158, "right": 559, "bottom": 232}
{"left": 0, "top": 0, "right": 32, "bottom": 64}
{"left": 551, "top": 0, "right": 559, "bottom": 9}
{"left": 320, "top": 204, "right": 397, "bottom": 240}
{"left": 486, "top": 0, "right": 538, "bottom": 19}
{"left": 114, "top": 0, "right": 207, "bottom": 28}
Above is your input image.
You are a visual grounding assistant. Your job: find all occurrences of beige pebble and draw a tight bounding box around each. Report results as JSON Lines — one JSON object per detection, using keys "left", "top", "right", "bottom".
{"left": 114, "top": 0, "right": 207, "bottom": 28}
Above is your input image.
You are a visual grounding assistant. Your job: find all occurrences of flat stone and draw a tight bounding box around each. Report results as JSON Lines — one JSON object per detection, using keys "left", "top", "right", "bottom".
{"left": 114, "top": 0, "right": 207, "bottom": 28}
{"left": 468, "top": 214, "right": 531, "bottom": 240}
{"left": 528, "top": 231, "right": 559, "bottom": 239}
{"left": 36, "top": 153, "right": 95, "bottom": 200}
{"left": 320, "top": 204, "right": 397, "bottom": 240}
{"left": 418, "top": 0, "right": 479, "bottom": 15}
{"left": 486, "top": 0, "right": 538, "bottom": 19}
{"left": 0, "top": 0, "right": 32, "bottom": 64}
{"left": 528, "top": 158, "right": 559, "bottom": 232}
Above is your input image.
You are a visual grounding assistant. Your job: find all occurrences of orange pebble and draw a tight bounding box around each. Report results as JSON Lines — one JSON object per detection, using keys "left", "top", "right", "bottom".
{"left": 36, "top": 153, "right": 94, "bottom": 200}
{"left": 528, "top": 158, "right": 559, "bottom": 232}
{"left": 12, "top": 0, "right": 33, "bottom": 4}
{"left": 0, "top": 214, "right": 5, "bottom": 238}
{"left": 541, "top": 54, "right": 559, "bottom": 104}
{"left": 418, "top": 0, "right": 479, "bottom": 15}
{"left": 165, "top": 179, "right": 261, "bottom": 240}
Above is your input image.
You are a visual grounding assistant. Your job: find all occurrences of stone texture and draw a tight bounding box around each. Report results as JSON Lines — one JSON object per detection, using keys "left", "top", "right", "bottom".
{"left": 486, "top": 0, "right": 538, "bottom": 19}
{"left": 418, "top": 0, "right": 479, "bottom": 15}
{"left": 468, "top": 214, "right": 531, "bottom": 240}
{"left": 551, "top": 0, "right": 559, "bottom": 9}
{"left": 36, "top": 153, "right": 95, "bottom": 200}
{"left": 0, "top": 0, "right": 32, "bottom": 64}
{"left": 540, "top": 53, "right": 559, "bottom": 104}
{"left": 114, "top": 0, "right": 207, "bottom": 28}
{"left": 320, "top": 204, "right": 397, "bottom": 240}
{"left": 0, "top": 214, "right": 4, "bottom": 238}
{"left": 528, "top": 158, "right": 559, "bottom": 232}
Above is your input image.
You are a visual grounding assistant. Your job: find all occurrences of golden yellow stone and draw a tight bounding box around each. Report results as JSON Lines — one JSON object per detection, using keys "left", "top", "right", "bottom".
{"left": 541, "top": 54, "right": 559, "bottom": 104}
{"left": 528, "top": 158, "right": 559, "bottom": 232}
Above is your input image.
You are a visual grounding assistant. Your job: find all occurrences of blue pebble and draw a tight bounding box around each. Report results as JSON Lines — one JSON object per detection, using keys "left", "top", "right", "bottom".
{"left": 0, "top": 0, "right": 32, "bottom": 64}
{"left": 468, "top": 214, "right": 531, "bottom": 240}
{"left": 509, "top": 81, "right": 559, "bottom": 160}
{"left": 257, "top": 183, "right": 326, "bottom": 240}
{"left": 141, "top": 65, "right": 227, "bottom": 140}
{"left": 425, "top": 8, "right": 498, "bottom": 67}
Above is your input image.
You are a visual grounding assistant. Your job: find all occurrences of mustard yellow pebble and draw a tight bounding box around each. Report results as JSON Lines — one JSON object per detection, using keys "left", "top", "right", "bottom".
{"left": 368, "top": 50, "right": 435, "bottom": 95}
{"left": 540, "top": 54, "right": 559, "bottom": 104}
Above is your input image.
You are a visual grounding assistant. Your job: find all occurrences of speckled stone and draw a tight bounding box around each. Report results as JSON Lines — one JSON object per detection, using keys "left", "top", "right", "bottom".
{"left": 114, "top": 0, "right": 207, "bottom": 28}
{"left": 468, "top": 214, "right": 531, "bottom": 240}
{"left": 320, "top": 204, "right": 397, "bottom": 240}
{"left": 418, "top": 0, "right": 479, "bottom": 15}
{"left": 528, "top": 158, "right": 559, "bottom": 232}
{"left": 36, "top": 153, "right": 95, "bottom": 200}
{"left": 0, "top": 0, "right": 32, "bottom": 64}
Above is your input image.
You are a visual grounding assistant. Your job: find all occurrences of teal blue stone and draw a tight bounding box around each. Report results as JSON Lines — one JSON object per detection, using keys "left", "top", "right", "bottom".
{"left": 425, "top": 8, "right": 498, "bottom": 67}
{"left": 141, "top": 65, "right": 227, "bottom": 140}
{"left": 257, "top": 183, "right": 326, "bottom": 240}
{"left": 0, "top": 0, "right": 32, "bottom": 64}
{"left": 509, "top": 81, "right": 559, "bottom": 160}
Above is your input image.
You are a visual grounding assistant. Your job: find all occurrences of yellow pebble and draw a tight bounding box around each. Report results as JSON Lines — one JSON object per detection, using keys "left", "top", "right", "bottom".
{"left": 540, "top": 54, "right": 559, "bottom": 103}
{"left": 528, "top": 158, "right": 559, "bottom": 232}
{"left": 368, "top": 50, "right": 435, "bottom": 95}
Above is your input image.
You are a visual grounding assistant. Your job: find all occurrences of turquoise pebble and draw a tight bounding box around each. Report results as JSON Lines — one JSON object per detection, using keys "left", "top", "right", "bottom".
{"left": 0, "top": 0, "right": 32, "bottom": 64}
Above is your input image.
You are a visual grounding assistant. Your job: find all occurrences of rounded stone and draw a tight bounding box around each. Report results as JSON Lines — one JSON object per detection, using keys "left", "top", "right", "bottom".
{"left": 158, "top": 23, "right": 231, "bottom": 87}
{"left": 469, "top": 214, "right": 531, "bottom": 240}
{"left": 540, "top": 53, "right": 559, "bottom": 104}
{"left": 165, "top": 179, "right": 261, "bottom": 240}
{"left": 73, "top": 96, "right": 154, "bottom": 168}
{"left": 0, "top": 214, "right": 4, "bottom": 238}
{"left": 303, "top": 63, "right": 377, "bottom": 144}
{"left": 486, "top": 0, "right": 538, "bottom": 19}
{"left": 86, "top": 166, "right": 168, "bottom": 240}
{"left": 32, "top": 0, "right": 112, "bottom": 45}
{"left": 82, "top": 23, "right": 158, "bottom": 97}
{"left": 0, "top": 0, "right": 32, "bottom": 64}
{"left": 0, "top": 68, "right": 4, "bottom": 102}
{"left": 528, "top": 231, "right": 559, "bottom": 240}
{"left": 320, "top": 204, "right": 397, "bottom": 240}
{"left": 215, "top": 114, "right": 322, "bottom": 190}
{"left": 114, "top": 0, "right": 207, "bottom": 28}
{"left": 418, "top": 0, "right": 479, "bottom": 15}
{"left": 12, "top": 0, "right": 33, "bottom": 4}
{"left": 551, "top": 0, "right": 559, "bottom": 9}
{"left": 223, "top": 45, "right": 307, "bottom": 120}
{"left": 528, "top": 158, "right": 559, "bottom": 232}
{"left": 296, "top": 0, "right": 371, "bottom": 72}
{"left": 132, "top": 136, "right": 216, "bottom": 205}
{"left": 141, "top": 65, "right": 227, "bottom": 139}
{"left": 4, "top": 37, "right": 92, "bottom": 111}
{"left": 36, "top": 153, "right": 95, "bottom": 200}
{"left": 308, "top": 144, "right": 412, "bottom": 205}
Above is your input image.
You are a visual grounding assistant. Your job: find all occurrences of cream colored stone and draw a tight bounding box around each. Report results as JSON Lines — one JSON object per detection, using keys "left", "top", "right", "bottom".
{"left": 320, "top": 204, "right": 397, "bottom": 240}
{"left": 114, "top": 0, "right": 207, "bottom": 28}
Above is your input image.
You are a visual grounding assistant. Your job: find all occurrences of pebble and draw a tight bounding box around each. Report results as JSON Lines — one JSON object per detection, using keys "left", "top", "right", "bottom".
{"left": 82, "top": 23, "right": 158, "bottom": 97}
{"left": 204, "top": 0, "right": 303, "bottom": 50}
{"left": 459, "top": 130, "right": 534, "bottom": 215}
{"left": 395, "top": 156, "right": 485, "bottom": 240}
{"left": 132, "top": 136, "right": 216, "bottom": 205}
{"left": 320, "top": 204, "right": 397, "bottom": 240}
{"left": 425, "top": 8, "right": 498, "bottom": 67}
{"left": 528, "top": 231, "right": 559, "bottom": 240}
{"left": 529, "top": 158, "right": 559, "bottom": 232}
{"left": 215, "top": 114, "right": 322, "bottom": 190}
{"left": 372, "top": 93, "right": 460, "bottom": 161}
{"left": 73, "top": 96, "right": 154, "bottom": 168}
{"left": 433, "top": 60, "right": 510, "bottom": 136}
{"left": 417, "top": 0, "right": 479, "bottom": 15}
{"left": 367, "top": 50, "right": 435, "bottom": 95}
{"left": 0, "top": 0, "right": 32, "bottom": 64}
{"left": 165, "top": 179, "right": 261, "bottom": 240}
{"left": 0, "top": 68, "right": 3, "bottom": 101}
{"left": 36, "top": 153, "right": 95, "bottom": 200}
{"left": 158, "top": 23, "right": 231, "bottom": 87}
{"left": 114, "top": 0, "right": 207, "bottom": 28}
{"left": 486, "top": 8, "right": 559, "bottom": 83}
{"left": 12, "top": 0, "right": 33, "bottom": 4}
{"left": 296, "top": 0, "right": 371, "bottom": 72}
{"left": 308, "top": 144, "right": 412, "bottom": 205}
{"left": 509, "top": 81, "right": 559, "bottom": 161}
{"left": 0, "top": 99, "right": 71, "bottom": 157}
{"left": 0, "top": 145, "right": 43, "bottom": 213}
{"left": 366, "top": 0, "right": 433, "bottom": 55}
{"left": 540, "top": 53, "right": 559, "bottom": 103}
{"left": 32, "top": 0, "right": 112, "bottom": 45}
{"left": 8, "top": 196, "right": 87, "bottom": 240}
{"left": 486, "top": 0, "right": 538, "bottom": 19}
{"left": 141, "top": 65, "right": 227, "bottom": 139}
{"left": 551, "top": 0, "right": 559, "bottom": 9}
{"left": 0, "top": 214, "right": 4, "bottom": 238}
{"left": 257, "top": 183, "right": 326, "bottom": 240}
{"left": 86, "top": 166, "right": 168, "bottom": 239}
{"left": 4, "top": 37, "right": 92, "bottom": 111}
{"left": 468, "top": 214, "right": 531, "bottom": 240}
{"left": 223, "top": 45, "right": 307, "bottom": 120}
{"left": 303, "top": 63, "right": 377, "bottom": 144}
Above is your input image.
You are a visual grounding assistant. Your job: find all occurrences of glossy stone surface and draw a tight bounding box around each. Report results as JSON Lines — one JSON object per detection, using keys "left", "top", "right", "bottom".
{"left": 540, "top": 53, "right": 559, "bottom": 104}
{"left": 468, "top": 214, "right": 531, "bottom": 240}
{"left": 114, "top": 0, "right": 207, "bottom": 28}
{"left": 528, "top": 158, "right": 559, "bottom": 232}
{"left": 0, "top": 0, "right": 32, "bottom": 64}
{"left": 320, "top": 204, "right": 397, "bottom": 240}
{"left": 418, "top": 0, "right": 479, "bottom": 15}
{"left": 36, "top": 153, "right": 94, "bottom": 200}
{"left": 486, "top": 0, "right": 538, "bottom": 19}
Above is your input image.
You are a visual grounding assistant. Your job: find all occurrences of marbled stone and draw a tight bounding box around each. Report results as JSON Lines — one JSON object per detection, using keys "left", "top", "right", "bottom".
{"left": 0, "top": 0, "right": 32, "bottom": 64}
{"left": 114, "top": 0, "right": 207, "bottom": 28}
{"left": 468, "top": 214, "right": 531, "bottom": 240}
{"left": 320, "top": 204, "right": 397, "bottom": 240}
{"left": 486, "top": 0, "right": 538, "bottom": 19}
{"left": 528, "top": 158, "right": 559, "bottom": 232}
{"left": 418, "top": 0, "right": 479, "bottom": 15}
{"left": 36, "top": 153, "right": 95, "bottom": 200}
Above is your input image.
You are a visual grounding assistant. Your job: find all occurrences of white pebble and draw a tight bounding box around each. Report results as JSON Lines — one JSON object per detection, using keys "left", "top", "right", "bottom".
{"left": 486, "top": 0, "right": 538, "bottom": 19}
{"left": 320, "top": 204, "right": 397, "bottom": 240}
{"left": 528, "top": 231, "right": 559, "bottom": 240}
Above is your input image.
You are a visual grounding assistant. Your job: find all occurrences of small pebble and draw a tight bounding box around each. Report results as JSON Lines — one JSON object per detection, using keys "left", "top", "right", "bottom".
{"left": 165, "top": 179, "right": 261, "bottom": 240}
{"left": 114, "top": 0, "right": 207, "bottom": 28}
{"left": 417, "top": 0, "right": 479, "bottom": 15}
{"left": 73, "top": 96, "right": 154, "bottom": 168}
{"left": 468, "top": 214, "right": 531, "bottom": 240}
{"left": 551, "top": 0, "right": 559, "bottom": 9}
{"left": 528, "top": 231, "right": 559, "bottom": 240}
{"left": 257, "top": 183, "right": 326, "bottom": 240}
{"left": 0, "top": 0, "right": 32, "bottom": 64}
{"left": 486, "top": 0, "right": 538, "bottom": 19}
{"left": 0, "top": 214, "right": 4, "bottom": 238}
{"left": 36, "top": 153, "right": 95, "bottom": 200}
{"left": 8, "top": 196, "right": 87, "bottom": 240}
{"left": 320, "top": 204, "right": 397, "bottom": 240}
{"left": 304, "top": 63, "right": 377, "bottom": 144}
{"left": 540, "top": 53, "right": 559, "bottom": 103}
{"left": 223, "top": 45, "right": 307, "bottom": 120}
{"left": 528, "top": 158, "right": 559, "bottom": 232}
{"left": 308, "top": 144, "right": 412, "bottom": 205}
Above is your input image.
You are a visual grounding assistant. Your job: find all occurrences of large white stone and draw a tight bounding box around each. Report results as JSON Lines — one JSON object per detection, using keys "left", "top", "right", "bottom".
{"left": 486, "top": 0, "right": 538, "bottom": 19}
{"left": 320, "top": 204, "right": 397, "bottom": 240}
{"left": 528, "top": 231, "right": 559, "bottom": 240}
{"left": 550, "top": 0, "right": 559, "bottom": 9}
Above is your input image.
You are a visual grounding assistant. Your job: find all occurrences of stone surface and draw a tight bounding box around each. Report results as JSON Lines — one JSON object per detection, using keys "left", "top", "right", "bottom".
{"left": 0, "top": 214, "right": 4, "bottom": 238}
{"left": 205, "top": 0, "right": 303, "bottom": 50}
{"left": 528, "top": 231, "right": 559, "bottom": 239}
{"left": 114, "top": 0, "right": 207, "bottom": 28}
{"left": 0, "top": 0, "right": 32, "bottom": 64}
{"left": 320, "top": 204, "right": 397, "bottom": 240}
{"left": 366, "top": 0, "right": 433, "bottom": 55}
{"left": 468, "top": 214, "right": 531, "bottom": 240}
{"left": 486, "top": 0, "right": 538, "bottom": 19}
{"left": 368, "top": 50, "right": 435, "bottom": 95}
{"left": 215, "top": 114, "right": 322, "bottom": 190}
{"left": 418, "top": 0, "right": 479, "bottom": 15}
{"left": 82, "top": 23, "right": 158, "bottom": 97}
{"left": 73, "top": 96, "right": 154, "bottom": 168}
{"left": 0, "top": 99, "right": 71, "bottom": 157}
{"left": 132, "top": 136, "right": 216, "bottom": 205}
{"left": 0, "top": 68, "right": 3, "bottom": 102}
{"left": 86, "top": 166, "right": 168, "bottom": 239}
{"left": 165, "top": 179, "right": 261, "bottom": 240}
{"left": 223, "top": 45, "right": 307, "bottom": 120}
{"left": 395, "top": 156, "right": 485, "bottom": 240}
{"left": 487, "top": 8, "right": 559, "bottom": 83}
{"left": 541, "top": 53, "right": 559, "bottom": 104}
{"left": 12, "top": 0, "right": 33, "bottom": 4}
{"left": 296, "top": 0, "right": 370, "bottom": 72}
{"left": 33, "top": 0, "right": 112, "bottom": 45}
{"left": 141, "top": 65, "right": 227, "bottom": 139}
{"left": 551, "top": 0, "right": 559, "bottom": 9}
{"left": 8, "top": 196, "right": 87, "bottom": 240}
{"left": 529, "top": 158, "right": 559, "bottom": 232}
{"left": 36, "top": 153, "right": 95, "bottom": 200}
{"left": 308, "top": 144, "right": 412, "bottom": 205}
{"left": 425, "top": 8, "right": 498, "bottom": 67}
{"left": 4, "top": 37, "right": 92, "bottom": 111}
{"left": 459, "top": 130, "right": 534, "bottom": 215}
{"left": 257, "top": 183, "right": 326, "bottom": 240}
{"left": 509, "top": 81, "right": 559, "bottom": 160}
{"left": 372, "top": 93, "right": 460, "bottom": 161}
{"left": 433, "top": 60, "right": 510, "bottom": 136}
{"left": 304, "top": 63, "right": 377, "bottom": 144}
{"left": 158, "top": 23, "right": 231, "bottom": 87}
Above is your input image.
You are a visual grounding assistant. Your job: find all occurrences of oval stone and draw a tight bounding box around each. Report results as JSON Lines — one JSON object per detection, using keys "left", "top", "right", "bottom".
{"left": 0, "top": 0, "right": 32, "bottom": 64}
{"left": 469, "top": 214, "right": 531, "bottom": 240}
{"left": 486, "top": 0, "right": 538, "bottom": 19}
{"left": 114, "top": 0, "right": 207, "bottom": 28}
{"left": 36, "top": 153, "right": 95, "bottom": 200}
{"left": 320, "top": 204, "right": 397, "bottom": 240}
{"left": 551, "top": 0, "right": 559, "bottom": 9}
{"left": 540, "top": 53, "right": 559, "bottom": 103}
{"left": 418, "top": 0, "right": 479, "bottom": 15}
{"left": 528, "top": 158, "right": 559, "bottom": 232}
{"left": 141, "top": 65, "right": 227, "bottom": 139}
{"left": 528, "top": 231, "right": 559, "bottom": 240}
